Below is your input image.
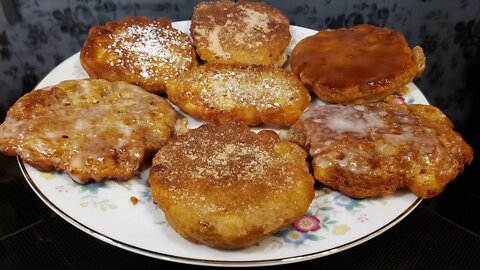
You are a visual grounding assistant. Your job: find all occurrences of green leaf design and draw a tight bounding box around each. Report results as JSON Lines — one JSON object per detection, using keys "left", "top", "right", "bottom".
{"left": 272, "top": 231, "right": 284, "bottom": 237}
{"left": 308, "top": 234, "right": 319, "bottom": 241}
{"left": 79, "top": 183, "right": 105, "bottom": 195}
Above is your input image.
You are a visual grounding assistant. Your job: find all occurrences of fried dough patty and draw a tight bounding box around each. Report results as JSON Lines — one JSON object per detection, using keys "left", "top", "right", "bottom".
{"left": 80, "top": 17, "right": 197, "bottom": 93}
{"left": 0, "top": 79, "right": 177, "bottom": 183}
{"left": 149, "top": 122, "right": 314, "bottom": 249}
{"left": 166, "top": 63, "right": 311, "bottom": 126}
{"left": 191, "top": 0, "right": 291, "bottom": 66}
{"left": 289, "top": 103, "right": 473, "bottom": 198}
{"left": 291, "top": 24, "right": 426, "bottom": 103}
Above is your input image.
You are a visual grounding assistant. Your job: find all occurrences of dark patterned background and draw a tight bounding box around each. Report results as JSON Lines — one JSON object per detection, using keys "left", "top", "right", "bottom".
{"left": 1, "top": 0, "right": 479, "bottom": 132}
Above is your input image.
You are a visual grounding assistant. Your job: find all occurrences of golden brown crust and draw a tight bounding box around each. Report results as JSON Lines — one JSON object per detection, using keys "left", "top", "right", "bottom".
{"left": 80, "top": 16, "right": 197, "bottom": 94}
{"left": 148, "top": 122, "right": 314, "bottom": 249}
{"left": 291, "top": 24, "right": 426, "bottom": 104}
{"left": 166, "top": 63, "right": 311, "bottom": 126}
{"left": 289, "top": 103, "right": 473, "bottom": 198}
{"left": 0, "top": 79, "right": 177, "bottom": 183}
{"left": 191, "top": 0, "right": 290, "bottom": 66}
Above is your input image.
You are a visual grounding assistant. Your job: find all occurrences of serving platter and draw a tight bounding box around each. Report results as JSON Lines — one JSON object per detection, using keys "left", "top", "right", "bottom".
{"left": 20, "top": 21, "right": 425, "bottom": 267}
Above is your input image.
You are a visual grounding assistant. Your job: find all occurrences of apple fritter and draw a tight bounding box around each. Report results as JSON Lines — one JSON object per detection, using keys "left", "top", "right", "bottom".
{"left": 289, "top": 103, "right": 473, "bottom": 198}
{"left": 291, "top": 24, "right": 426, "bottom": 104}
{"left": 0, "top": 79, "right": 177, "bottom": 183}
{"left": 149, "top": 122, "right": 314, "bottom": 249}
{"left": 166, "top": 63, "right": 311, "bottom": 126}
{"left": 80, "top": 16, "right": 197, "bottom": 94}
{"left": 191, "top": 0, "right": 291, "bottom": 66}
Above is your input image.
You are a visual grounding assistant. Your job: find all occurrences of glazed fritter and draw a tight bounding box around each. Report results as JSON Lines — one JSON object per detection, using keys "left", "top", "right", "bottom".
{"left": 0, "top": 79, "right": 177, "bottom": 184}
{"left": 289, "top": 103, "right": 473, "bottom": 198}
{"left": 191, "top": 0, "right": 291, "bottom": 66}
{"left": 80, "top": 16, "right": 197, "bottom": 94}
{"left": 291, "top": 24, "right": 426, "bottom": 104}
{"left": 166, "top": 63, "right": 311, "bottom": 126}
{"left": 149, "top": 122, "right": 314, "bottom": 249}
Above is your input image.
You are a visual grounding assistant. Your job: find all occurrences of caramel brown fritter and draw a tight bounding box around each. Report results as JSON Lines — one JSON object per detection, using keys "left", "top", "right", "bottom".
{"left": 80, "top": 16, "right": 197, "bottom": 94}
{"left": 191, "top": 0, "right": 291, "bottom": 66}
{"left": 289, "top": 103, "right": 473, "bottom": 198}
{"left": 148, "top": 122, "right": 314, "bottom": 249}
{"left": 166, "top": 63, "right": 311, "bottom": 127}
{"left": 0, "top": 79, "right": 177, "bottom": 184}
{"left": 291, "top": 24, "right": 426, "bottom": 104}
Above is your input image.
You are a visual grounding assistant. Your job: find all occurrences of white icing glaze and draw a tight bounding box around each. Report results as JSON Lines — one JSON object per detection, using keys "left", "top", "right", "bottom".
{"left": 0, "top": 80, "right": 176, "bottom": 182}
{"left": 295, "top": 104, "right": 444, "bottom": 175}
{"left": 324, "top": 107, "right": 385, "bottom": 134}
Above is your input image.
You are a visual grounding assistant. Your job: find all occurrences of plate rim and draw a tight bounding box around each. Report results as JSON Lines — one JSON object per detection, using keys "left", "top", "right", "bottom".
{"left": 20, "top": 157, "right": 422, "bottom": 267}
{"left": 18, "top": 20, "right": 424, "bottom": 267}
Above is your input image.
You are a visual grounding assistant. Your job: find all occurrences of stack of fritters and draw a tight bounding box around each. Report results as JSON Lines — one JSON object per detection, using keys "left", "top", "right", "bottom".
{"left": 171, "top": 0, "right": 306, "bottom": 127}
{"left": 287, "top": 23, "right": 472, "bottom": 200}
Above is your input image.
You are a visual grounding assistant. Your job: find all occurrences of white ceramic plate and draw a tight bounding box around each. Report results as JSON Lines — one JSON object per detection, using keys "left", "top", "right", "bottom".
{"left": 20, "top": 21, "right": 425, "bottom": 267}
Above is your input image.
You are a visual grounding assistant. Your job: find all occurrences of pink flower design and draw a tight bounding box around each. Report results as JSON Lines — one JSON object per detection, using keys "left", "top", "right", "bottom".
{"left": 293, "top": 215, "right": 321, "bottom": 233}
{"left": 389, "top": 95, "right": 407, "bottom": 104}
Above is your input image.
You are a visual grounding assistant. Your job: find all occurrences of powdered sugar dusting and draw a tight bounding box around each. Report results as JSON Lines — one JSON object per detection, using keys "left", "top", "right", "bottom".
{"left": 182, "top": 66, "right": 301, "bottom": 110}
{"left": 107, "top": 23, "right": 193, "bottom": 79}
{"left": 241, "top": 7, "right": 271, "bottom": 34}
{"left": 206, "top": 25, "right": 230, "bottom": 58}
{"left": 192, "top": 1, "right": 290, "bottom": 58}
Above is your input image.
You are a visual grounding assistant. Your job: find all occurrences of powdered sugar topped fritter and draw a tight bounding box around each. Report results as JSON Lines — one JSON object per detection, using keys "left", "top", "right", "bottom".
{"left": 80, "top": 17, "right": 197, "bottom": 93}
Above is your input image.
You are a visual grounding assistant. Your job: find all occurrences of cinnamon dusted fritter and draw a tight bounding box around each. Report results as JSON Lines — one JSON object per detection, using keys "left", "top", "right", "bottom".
{"left": 149, "top": 122, "right": 314, "bottom": 249}
{"left": 191, "top": 0, "right": 291, "bottom": 66}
